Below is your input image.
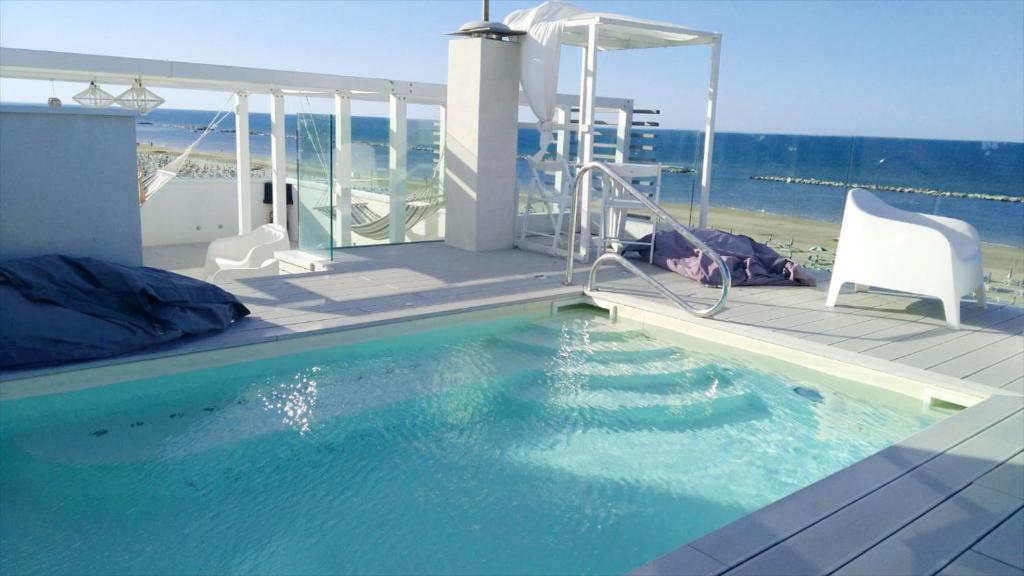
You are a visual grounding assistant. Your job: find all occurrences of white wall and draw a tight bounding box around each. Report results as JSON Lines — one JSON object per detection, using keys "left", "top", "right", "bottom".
{"left": 0, "top": 105, "right": 142, "bottom": 265}
{"left": 444, "top": 38, "right": 521, "bottom": 252}
{"left": 141, "top": 179, "right": 297, "bottom": 247}
{"left": 141, "top": 179, "right": 446, "bottom": 248}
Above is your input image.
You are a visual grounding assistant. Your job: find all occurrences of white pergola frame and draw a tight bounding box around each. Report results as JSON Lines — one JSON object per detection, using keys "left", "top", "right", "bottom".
{"left": 559, "top": 14, "right": 722, "bottom": 243}
{"left": 0, "top": 47, "right": 641, "bottom": 250}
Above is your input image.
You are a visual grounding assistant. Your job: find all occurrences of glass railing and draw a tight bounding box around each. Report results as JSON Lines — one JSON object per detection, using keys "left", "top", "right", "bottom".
{"left": 296, "top": 113, "right": 334, "bottom": 257}
{"left": 295, "top": 108, "right": 444, "bottom": 256}
{"left": 701, "top": 134, "right": 1023, "bottom": 304}
{"left": 517, "top": 129, "right": 1024, "bottom": 305}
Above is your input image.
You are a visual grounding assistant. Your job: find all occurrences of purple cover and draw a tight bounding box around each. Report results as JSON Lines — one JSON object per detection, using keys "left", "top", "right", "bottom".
{"left": 631, "top": 229, "right": 817, "bottom": 287}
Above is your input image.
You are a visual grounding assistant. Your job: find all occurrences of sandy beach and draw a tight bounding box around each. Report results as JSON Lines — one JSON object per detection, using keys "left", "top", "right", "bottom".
{"left": 664, "top": 203, "right": 1023, "bottom": 303}
{"left": 138, "top": 144, "right": 274, "bottom": 179}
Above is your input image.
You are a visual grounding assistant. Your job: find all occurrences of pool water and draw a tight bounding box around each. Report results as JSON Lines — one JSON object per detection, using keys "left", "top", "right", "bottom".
{"left": 0, "top": 310, "right": 952, "bottom": 575}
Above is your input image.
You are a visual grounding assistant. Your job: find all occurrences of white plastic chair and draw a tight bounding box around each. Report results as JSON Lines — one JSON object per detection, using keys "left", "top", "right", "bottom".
{"left": 826, "top": 188, "right": 985, "bottom": 329}
{"left": 204, "top": 224, "right": 290, "bottom": 283}
{"left": 518, "top": 158, "right": 575, "bottom": 253}
{"left": 599, "top": 162, "right": 662, "bottom": 263}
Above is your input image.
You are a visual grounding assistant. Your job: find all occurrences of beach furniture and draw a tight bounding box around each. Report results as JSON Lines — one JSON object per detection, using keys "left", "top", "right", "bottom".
{"left": 827, "top": 188, "right": 985, "bottom": 329}
{"left": 518, "top": 158, "right": 575, "bottom": 253}
{"left": 204, "top": 223, "right": 290, "bottom": 283}
{"left": 598, "top": 162, "right": 662, "bottom": 263}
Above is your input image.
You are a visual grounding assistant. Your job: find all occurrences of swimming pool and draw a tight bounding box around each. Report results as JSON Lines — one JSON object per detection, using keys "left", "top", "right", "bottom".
{"left": 0, "top": 307, "right": 954, "bottom": 575}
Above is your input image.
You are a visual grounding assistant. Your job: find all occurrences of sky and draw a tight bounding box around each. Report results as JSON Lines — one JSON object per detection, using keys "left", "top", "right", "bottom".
{"left": 0, "top": 0, "right": 1022, "bottom": 142}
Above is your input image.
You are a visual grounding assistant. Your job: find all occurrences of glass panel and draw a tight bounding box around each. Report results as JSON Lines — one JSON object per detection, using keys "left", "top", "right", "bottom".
{"left": 404, "top": 110, "right": 444, "bottom": 242}
{"left": 348, "top": 111, "right": 390, "bottom": 246}
{"left": 706, "top": 133, "right": 1023, "bottom": 303}
{"left": 846, "top": 137, "right": 1024, "bottom": 303}
{"left": 342, "top": 104, "right": 444, "bottom": 246}
{"left": 296, "top": 113, "right": 334, "bottom": 257}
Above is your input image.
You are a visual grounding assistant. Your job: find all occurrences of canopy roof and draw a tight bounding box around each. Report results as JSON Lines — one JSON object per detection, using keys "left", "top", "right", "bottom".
{"left": 560, "top": 12, "right": 718, "bottom": 50}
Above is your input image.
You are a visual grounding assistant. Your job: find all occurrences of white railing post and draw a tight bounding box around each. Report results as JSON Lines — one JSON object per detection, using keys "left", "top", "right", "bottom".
{"left": 334, "top": 91, "right": 352, "bottom": 247}
{"left": 699, "top": 36, "right": 721, "bottom": 229}
{"left": 234, "top": 91, "right": 252, "bottom": 234}
{"left": 388, "top": 92, "right": 407, "bottom": 244}
{"left": 554, "top": 105, "right": 569, "bottom": 193}
{"left": 270, "top": 89, "right": 287, "bottom": 227}
{"left": 615, "top": 101, "right": 632, "bottom": 164}
{"left": 426, "top": 104, "right": 445, "bottom": 239}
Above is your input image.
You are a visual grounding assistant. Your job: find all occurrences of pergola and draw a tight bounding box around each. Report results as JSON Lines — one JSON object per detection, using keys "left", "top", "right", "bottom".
{"left": 514, "top": 8, "right": 721, "bottom": 248}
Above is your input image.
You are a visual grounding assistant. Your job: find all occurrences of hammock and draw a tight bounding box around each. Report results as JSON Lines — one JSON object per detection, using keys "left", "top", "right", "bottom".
{"left": 139, "top": 99, "right": 234, "bottom": 203}
{"left": 351, "top": 189, "right": 445, "bottom": 241}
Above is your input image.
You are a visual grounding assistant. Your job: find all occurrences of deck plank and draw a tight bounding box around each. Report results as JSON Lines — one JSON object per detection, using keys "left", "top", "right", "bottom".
{"left": 938, "top": 550, "right": 1024, "bottom": 576}
{"left": 833, "top": 484, "right": 1023, "bottom": 576}
{"left": 723, "top": 411, "right": 1023, "bottom": 576}
{"left": 974, "top": 453, "right": 1024, "bottom": 500}
{"left": 958, "top": 350, "right": 1024, "bottom": 385}
{"left": 971, "top": 508, "right": 1024, "bottom": 570}
{"left": 832, "top": 305, "right": 1020, "bottom": 355}
{"left": 685, "top": 399, "right": 1023, "bottom": 571}
{"left": 896, "top": 316, "right": 1024, "bottom": 370}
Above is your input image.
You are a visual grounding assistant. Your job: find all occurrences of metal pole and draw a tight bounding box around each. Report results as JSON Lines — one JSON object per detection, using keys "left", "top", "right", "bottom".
{"left": 482, "top": 0, "right": 489, "bottom": 21}
{"left": 564, "top": 162, "right": 731, "bottom": 318}
{"left": 699, "top": 36, "right": 721, "bottom": 229}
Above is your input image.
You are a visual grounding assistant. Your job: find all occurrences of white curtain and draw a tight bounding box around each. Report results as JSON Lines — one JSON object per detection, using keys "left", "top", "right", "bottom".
{"left": 505, "top": 1, "right": 586, "bottom": 161}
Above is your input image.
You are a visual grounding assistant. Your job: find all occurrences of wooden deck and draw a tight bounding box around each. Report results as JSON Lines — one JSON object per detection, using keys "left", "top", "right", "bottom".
{"left": 4, "top": 242, "right": 1021, "bottom": 575}
{"left": 594, "top": 261, "right": 1023, "bottom": 396}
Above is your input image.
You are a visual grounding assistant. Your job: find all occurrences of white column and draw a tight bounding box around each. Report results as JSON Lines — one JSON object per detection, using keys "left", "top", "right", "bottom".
{"left": 270, "top": 90, "right": 287, "bottom": 227}
{"left": 615, "top": 102, "right": 633, "bottom": 164}
{"left": 333, "top": 92, "right": 352, "bottom": 247}
{"left": 388, "top": 93, "right": 407, "bottom": 244}
{"left": 443, "top": 37, "right": 521, "bottom": 252}
{"left": 577, "top": 23, "right": 599, "bottom": 260}
{"left": 234, "top": 91, "right": 252, "bottom": 234}
{"left": 699, "top": 37, "right": 721, "bottom": 229}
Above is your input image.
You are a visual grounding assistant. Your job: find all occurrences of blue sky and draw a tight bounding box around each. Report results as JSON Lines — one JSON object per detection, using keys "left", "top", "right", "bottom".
{"left": 1, "top": 0, "right": 1022, "bottom": 142}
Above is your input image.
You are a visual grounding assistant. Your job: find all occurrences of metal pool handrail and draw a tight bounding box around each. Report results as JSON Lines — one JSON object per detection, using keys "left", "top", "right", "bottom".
{"left": 563, "top": 161, "right": 730, "bottom": 319}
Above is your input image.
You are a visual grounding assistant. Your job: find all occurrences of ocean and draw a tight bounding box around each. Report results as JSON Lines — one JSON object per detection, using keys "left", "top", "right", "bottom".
{"left": 138, "top": 108, "right": 1024, "bottom": 248}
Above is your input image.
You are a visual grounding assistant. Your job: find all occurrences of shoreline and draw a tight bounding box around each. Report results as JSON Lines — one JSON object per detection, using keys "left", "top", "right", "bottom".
{"left": 751, "top": 175, "right": 1022, "bottom": 204}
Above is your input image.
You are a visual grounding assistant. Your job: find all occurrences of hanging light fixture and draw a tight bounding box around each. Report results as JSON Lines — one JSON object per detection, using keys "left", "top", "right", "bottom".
{"left": 72, "top": 81, "right": 116, "bottom": 108}
{"left": 114, "top": 78, "right": 164, "bottom": 115}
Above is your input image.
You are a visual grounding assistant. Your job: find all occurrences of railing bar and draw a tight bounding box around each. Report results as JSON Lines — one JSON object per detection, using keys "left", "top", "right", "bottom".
{"left": 563, "top": 161, "right": 730, "bottom": 318}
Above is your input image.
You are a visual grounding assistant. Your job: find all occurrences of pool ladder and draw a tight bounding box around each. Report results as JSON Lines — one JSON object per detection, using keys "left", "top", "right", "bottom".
{"left": 563, "top": 161, "right": 730, "bottom": 319}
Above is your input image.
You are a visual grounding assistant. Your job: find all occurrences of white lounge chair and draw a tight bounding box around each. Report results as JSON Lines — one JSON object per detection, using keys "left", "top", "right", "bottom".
{"left": 826, "top": 188, "right": 985, "bottom": 329}
{"left": 204, "top": 223, "right": 290, "bottom": 283}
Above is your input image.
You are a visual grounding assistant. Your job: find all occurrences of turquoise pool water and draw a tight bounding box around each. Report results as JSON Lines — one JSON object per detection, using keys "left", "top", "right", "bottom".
{"left": 0, "top": 310, "right": 951, "bottom": 575}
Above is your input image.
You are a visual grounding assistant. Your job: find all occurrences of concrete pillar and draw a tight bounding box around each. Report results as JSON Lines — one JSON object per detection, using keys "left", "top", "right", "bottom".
{"left": 443, "top": 37, "right": 521, "bottom": 252}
